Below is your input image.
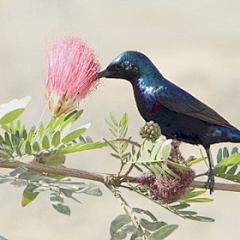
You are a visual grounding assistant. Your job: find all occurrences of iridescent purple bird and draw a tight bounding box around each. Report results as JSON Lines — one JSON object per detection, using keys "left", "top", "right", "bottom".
{"left": 99, "top": 51, "right": 240, "bottom": 193}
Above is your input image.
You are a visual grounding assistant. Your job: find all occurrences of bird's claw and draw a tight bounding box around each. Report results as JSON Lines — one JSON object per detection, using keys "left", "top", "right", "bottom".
{"left": 206, "top": 170, "right": 215, "bottom": 194}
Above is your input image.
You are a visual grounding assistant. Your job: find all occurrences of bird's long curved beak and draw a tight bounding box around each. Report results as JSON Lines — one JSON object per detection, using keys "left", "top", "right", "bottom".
{"left": 98, "top": 69, "right": 111, "bottom": 79}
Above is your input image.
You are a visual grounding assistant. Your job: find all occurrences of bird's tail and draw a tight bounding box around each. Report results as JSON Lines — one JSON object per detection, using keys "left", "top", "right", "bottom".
{"left": 212, "top": 127, "right": 240, "bottom": 144}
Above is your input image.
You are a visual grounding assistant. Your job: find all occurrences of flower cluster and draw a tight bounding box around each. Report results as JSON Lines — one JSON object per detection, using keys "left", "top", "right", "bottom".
{"left": 45, "top": 36, "right": 101, "bottom": 116}
{"left": 140, "top": 121, "right": 161, "bottom": 142}
{"left": 139, "top": 140, "right": 195, "bottom": 201}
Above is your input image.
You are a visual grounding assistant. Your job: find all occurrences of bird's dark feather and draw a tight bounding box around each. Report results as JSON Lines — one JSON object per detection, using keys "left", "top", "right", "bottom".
{"left": 152, "top": 84, "right": 236, "bottom": 129}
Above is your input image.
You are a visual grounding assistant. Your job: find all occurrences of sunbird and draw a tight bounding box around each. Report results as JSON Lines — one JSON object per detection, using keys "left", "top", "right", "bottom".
{"left": 99, "top": 51, "right": 240, "bottom": 193}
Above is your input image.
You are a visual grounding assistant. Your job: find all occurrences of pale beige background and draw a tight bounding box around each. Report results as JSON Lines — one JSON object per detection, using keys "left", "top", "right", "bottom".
{"left": 1, "top": 1, "right": 240, "bottom": 239}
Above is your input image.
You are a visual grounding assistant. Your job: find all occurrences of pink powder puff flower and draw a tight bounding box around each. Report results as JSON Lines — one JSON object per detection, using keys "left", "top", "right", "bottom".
{"left": 45, "top": 36, "right": 101, "bottom": 116}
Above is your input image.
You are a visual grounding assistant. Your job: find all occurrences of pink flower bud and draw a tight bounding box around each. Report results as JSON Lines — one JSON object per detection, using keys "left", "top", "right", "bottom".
{"left": 45, "top": 36, "right": 100, "bottom": 116}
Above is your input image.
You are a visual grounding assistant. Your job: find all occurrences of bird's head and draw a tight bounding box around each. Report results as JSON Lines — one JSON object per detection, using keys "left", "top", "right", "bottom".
{"left": 98, "top": 51, "right": 159, "bottom": 82}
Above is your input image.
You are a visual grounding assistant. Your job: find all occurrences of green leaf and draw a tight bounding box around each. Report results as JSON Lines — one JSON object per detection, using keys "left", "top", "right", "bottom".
{"left": 0, "top": 143, "right": 13, "bottom": 158}
{"left": 110, "top": 231, "right": 127, "bottom": 240}
{"left": 4, "top": 132, "right": 12, "bottom": 148}
{"left": 179, "top": 190, "right": 206, "bottom": 201}
{"left": 11, "top": 179, "right": 28, "bottom": 187}
{"left": 12, "top": 130, "right": 20, "bottom": 146}
{"left": 184, "top": 215, "right": 214, "bottom": 222}
{"left": 21, "top": 184, "right": 39, "bottom": 206}
{"left": 187, "top": 157, "right": 206, "bottom": 166}
{"left": 214, "top": 166, "right": 226, "bottom": 174}
{"left": 61, "top": 191, "right": 81, "bottom": 203}
{"left": 0, "top": 96, "right": 31, "bottom": 124}
{"left": 170, "top": 203, "right": 190, "bottom": 210}
{"left": 17, "top": 137, "right": 25, "bottom": 149}
{"left": 56, "top": 181, "right": 85, "bottom": 192}
{"left": 76, "top": 182, "right": 102, "bottom": 196}
{"left": 9, "top": 167, "right": 28, "bottom": 176}
{"left": 0, "top": 178, "right": 13, "bottom": 184}
{"left": 120, "top": 141, "right": 129, "bottom": 153}
{"left": 145, "top": 162, "right": 164, "bottom": 174}
{"left": 46, "top": 118, "right": 55, "bottom": 131}
{"left": 42, "top": 135, "right": 50, "bottom": 150}
{"left": 61, "top": 125, "right": 90, "bottom": 143}
{"left": 216, "top": 173, "right": 240, "bottom": 183}
{"left": 0, "top": 135, "right": 3, "bottom": 144}
{"left": 141, "top": 140, "right": 149, "bottom": 161}
{"left": 16, "top": 120, "right": 21, "bottom": 131}
{"left": 51, "top": 114, "right": 65, "bottom": 131}
{"left": 25, "top": 141, "right": 32, "bottom": 155}
{"left": 26, "top": 128, "right": 34, "bottom": 142}
{"left": 85, "top": 136, "right": 93, "bottom": 143}
{"left": 110, "top": 153, "right": 121, "bottom": 159}
{"left": 32, "top": 141, "right": 40, "bottom": 153}
{"left": 215, "top": 152, "right": 240, "bottom": 167}
{"left": 132, "top": 208, "right": 157, "bottom": 221}
{"left": 21, "top": 126, "right": 27, "bottom": 139}
{"left": 182, "top": 198, "right": 213, "bottom": 203}
{"left": 119, "top": 113, "right": 128, "bottom": 127}
{"left": 109, "top": 111, "right": 119, "bottom": 127}
{"left": 50, "top": 193, "right": 70, "bottom": 216}
{"left": 61, "top": 110, "right": 83, "bottom": 130}
{"left": 119, "top": 125, "right": 128, "bottom": 138}
{"left": 105, "top": 119, "right": 118, "bottom": 133}
{"left": 18, "top": 172, "right": 43, "bottom": 181}
{"left": 149, "top": 224, "right": 178, "bottom": 240}
{"left": 110, "top": 215, "right": 131, "bottom": 237}
{"left": 43, "top": 154, "right": 66, "bottom": 166}
{"left": 217, "top": 148, "right": 222, "bottom": 163}
{"left": 109, "top": 128, "right": 118, "bottom": 138}
{"left": 140, "top": 219, "right": 166, "bottom": 231}
{"left": 165, "top": 167, "right": 180, "bottom": 179}
{"left": 157, "top": 140, "right": 172, "bottom": 160}
{"left": 104, "top": 139, "right": 118, "bottom": 153}
{"left": 150, "top": 138, "right": 162, "bottom": 159}
{"left": 51, "top": 131, "right": 61, "bottom": 147}
{"left": 60, "top": 123, "right": 72, "bottom": 138}
{"left": 231, "top": 147, "right": 238, "bottom": 154}
{"left": 27, "top": 184, "right": 40, "bottom": 193}
{"left": 167, "top": 161, "right": 191, "bottom": 170}
{"left": 121, "top": 152, "right": 131, "bottom": 160}
{"left": 0, "top": 150, "right": 10, "bottom": 159}
{"left": 227, "top": 165, "right": 238, "bottom": 175}
{"left": 178, "top": 211, "right": 197, "bottom": 216}
{"left": 223, "top": 147, "right": 229, "bottom": 158}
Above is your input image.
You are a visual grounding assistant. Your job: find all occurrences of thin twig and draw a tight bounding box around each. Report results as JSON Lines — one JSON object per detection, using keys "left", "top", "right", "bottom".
{"left": 120, "top": 164, "right": 135, "bottom": 183}
{"left": 115, "top": 138, "right": 141, "bottom": 148}
{"left": 106, "top": 184, "right": 148, "bottom": 240}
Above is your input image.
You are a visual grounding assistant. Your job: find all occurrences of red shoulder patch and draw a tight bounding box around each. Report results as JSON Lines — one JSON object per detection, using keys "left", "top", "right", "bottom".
{"left": 151, "top": 101, "right": 162, "bottom": 112}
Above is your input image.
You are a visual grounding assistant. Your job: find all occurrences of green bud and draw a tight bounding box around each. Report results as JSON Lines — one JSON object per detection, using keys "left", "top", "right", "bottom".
{"left": 139, "top": 121, "right": 161, "bottom": 142}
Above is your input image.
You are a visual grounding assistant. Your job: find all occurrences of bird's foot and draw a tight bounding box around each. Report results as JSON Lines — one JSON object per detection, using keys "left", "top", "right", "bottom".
{"left": 206, "top": 170, "right": 215, "bottom": 194}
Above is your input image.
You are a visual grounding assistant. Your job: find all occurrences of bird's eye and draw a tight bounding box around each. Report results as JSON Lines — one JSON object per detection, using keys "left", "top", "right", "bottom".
{"left": 115, "top": 62, "right": 123, "bottom": 69}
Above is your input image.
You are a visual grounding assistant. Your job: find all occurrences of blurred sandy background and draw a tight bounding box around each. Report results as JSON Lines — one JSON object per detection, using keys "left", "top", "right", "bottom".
{"left": 1, "top": 0, "right": 240, "bottom": 239}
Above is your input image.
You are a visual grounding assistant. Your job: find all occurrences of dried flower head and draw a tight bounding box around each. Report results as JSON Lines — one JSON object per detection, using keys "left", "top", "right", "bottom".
{"left": 169, "top": 139, "right": 185, "bottom": 163}
{"left": 138, "top": 139, "right": 195, "bottom": 202}
{"left": 45, "top": 36, "right": 101, "bottom": 116}
{"left": 139, "top": 168, "right": 195, "bottom": 202}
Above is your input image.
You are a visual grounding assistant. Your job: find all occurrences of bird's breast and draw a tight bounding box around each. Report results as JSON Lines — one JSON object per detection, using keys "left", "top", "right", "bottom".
{"left": 132, "top": 82, "right": 160, "bottom": 120}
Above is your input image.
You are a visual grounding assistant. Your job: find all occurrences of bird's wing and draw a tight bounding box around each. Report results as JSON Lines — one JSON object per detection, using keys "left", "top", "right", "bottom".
{"left": 153, "top": 83, "right": 236, "bottom": 129}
